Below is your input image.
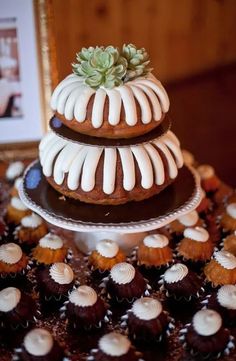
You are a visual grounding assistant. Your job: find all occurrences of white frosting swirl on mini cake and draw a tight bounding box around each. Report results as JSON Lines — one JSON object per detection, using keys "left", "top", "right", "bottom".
{"left": 183, "top": 227, "right": 209, "bottom": 243}
{"left": 132, "top": 297, "right": 162, "bottom": 320}
{"left": 217, "top": 285, "right": 236, "bottom": 310}
{"left": 24, "top": 328, "right": 53, "bottom": 356}
{"left": 10, "top": 197, "right": 28, "bottom": 211}
{"left": 164, "top": 263, "right": 188, "bottom": 284}
{"left": 192, "top": 309, "right": 222, "bottom": 336}
{"left": 96, "top": 239, "right": 119, "bottom": 258}
{"left": 143, "top": 234, "right": 169, "bottom": 248}
{"left": 39, "top": 233, "right": 63, "bottom": 250}
{"left": 182, "top": 149, "right": 195, "bottom": 166}
{"left": 21, "top": 213, "right": 43, "bottom": 228}
{"left": 197, "top": 165, "right": 215, "bottom": 180}
{"left": 50, "top": 73, "right": 169, "bottom": 127}
{"left": 110, "top": 262, "right": 135, "bottom": 285}
{"left": 0, "top": 243, "right": 23, "bottom": 264}
{"left": 214, "top": 250, "right": 236, "bottom": 270}
{"left": 226, "top": 203, "right": 236, "bottom": 219}
{"left": 14, "top": 177, "right": 23, "bottom": 190}
{"left": 69, "top": 285, "right": 97, "bottom": 307}
{"left": 39, "top": 130, "right": 183, "bottom": 194}
{"left": 99, "top": 332, "right": 131, "bottom": 357}
{"left": 178, "top": 210, "right": 199, "bottom": 227}
{"left": 6, "top": 161, "right": 24, "bottom": 180}
{"left": 0, "top": 287, "right": 21, "bottom": 312}
{"left": 49, "top": 263, "right": 74, "bottom": 284}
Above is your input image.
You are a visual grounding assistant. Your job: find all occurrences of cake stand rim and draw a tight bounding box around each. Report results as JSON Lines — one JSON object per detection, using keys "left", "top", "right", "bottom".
{"left": 19, "top": 160, "right": 202, "bottom": 234}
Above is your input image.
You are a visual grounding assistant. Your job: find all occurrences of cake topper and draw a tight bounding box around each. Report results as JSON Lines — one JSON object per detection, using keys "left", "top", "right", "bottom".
{"left": 72, "top": 44, "right": 152, "bottom": 89}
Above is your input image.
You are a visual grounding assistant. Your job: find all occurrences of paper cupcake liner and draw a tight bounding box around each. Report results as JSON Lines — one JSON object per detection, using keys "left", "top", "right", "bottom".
{"left": 179, "top": 324, "right": 235, "bottom": 359}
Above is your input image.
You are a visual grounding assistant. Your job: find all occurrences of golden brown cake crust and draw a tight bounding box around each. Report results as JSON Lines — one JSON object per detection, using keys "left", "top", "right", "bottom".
{"left": 137, "top": 243, "right": 173, "bottom": 267}
{"left": 45, "top": 147, "right": 174, "bottom": 205}
{"left": 89, "top": 250, "right": 126, "bottom": 271}
{"left": 55, "top": 94, "right": 165, "bottom": 139}
{"left": 0, "top": 254, "right": 28, "bottom": 274}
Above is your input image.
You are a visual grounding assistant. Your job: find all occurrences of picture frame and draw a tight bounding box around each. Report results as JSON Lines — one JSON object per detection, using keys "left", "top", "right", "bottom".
{"left": 0, "top": 0, "right": 58, "bottom": 160}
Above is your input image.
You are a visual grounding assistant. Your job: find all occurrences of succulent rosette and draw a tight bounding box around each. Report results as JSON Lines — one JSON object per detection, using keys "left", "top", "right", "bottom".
{"left": 72, "top": 43, "right": 151, "bottom": 89}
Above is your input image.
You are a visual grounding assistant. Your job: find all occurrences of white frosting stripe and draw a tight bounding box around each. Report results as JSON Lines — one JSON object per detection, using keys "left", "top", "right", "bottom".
{"left": 131, "top": 145, "right": 153, "bottom": 189}
{"left": 117, "top": 86, "right": 137, "bottom": 126}
{"left": 53, "top": 143, "right": 82, "bottom": 185}
{"left": 134, "top": 83, "right": 162, "bottom": 120}
{"left": 74, "top": 87, "right": 96, "bottom": 122}
{"left": 81, "top": 147, "right": 103, "bottom": 192}
{"left": 144, "top": 143, "right": 165, "bottom": 185}
{"left": 57, "top": 82, "right": 81, "bottom": 114}
{"left": 65, "top": 87, "right": 83, "bottom": 120}
{"left": 107, "top": 89, "right": 122, "bottom": 125}
{"left": 118, "top": 148, "right": 135, "bottom": 191}
{"left": 50, "top": 74, "right": 81, "bottom": 110}
{"left": 67, "top": 148, "right": 88, "bottom": 190}
{"left": 163, "top": 134, "right": 183, "bottom": 168}
{"left": 154, "top": 139, "right": 178, "bottom": 179}
{"left": 103, "top": 148, "right": 117, "bottom": 194}
{"left": 42, "top": 139, "right": 67, "bottom": 177}
{"left": 130, "top": 85, "right": 151, "bottom": 124}
{"left": 91, "top": 89, "right": 106, "bottom": 128}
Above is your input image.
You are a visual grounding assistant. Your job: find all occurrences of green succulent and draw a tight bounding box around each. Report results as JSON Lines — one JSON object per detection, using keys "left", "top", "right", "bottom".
{"left": 72, "top": 46, "right": 127, "bottom": 89}
{"left": 122, "top": 43, "right": 152, "bottom": 81}
{"left": 72, "top": 44, "right": 152, "bottom": 89}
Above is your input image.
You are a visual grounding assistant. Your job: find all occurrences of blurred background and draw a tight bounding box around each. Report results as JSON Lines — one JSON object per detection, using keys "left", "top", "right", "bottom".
{"left": 51, "top": 0, "right": 236, "bottom": 186}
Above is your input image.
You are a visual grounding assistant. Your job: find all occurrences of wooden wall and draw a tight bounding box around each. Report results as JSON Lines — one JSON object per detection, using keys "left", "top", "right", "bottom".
{"left": 51, "top": 0, "right": 236, "bottom": 82}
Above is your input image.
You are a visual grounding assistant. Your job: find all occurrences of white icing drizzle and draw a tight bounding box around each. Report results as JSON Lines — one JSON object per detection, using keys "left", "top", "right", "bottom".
{"left": 132, "top": 297, "right": 163, "bottom": 320}
{"left": 10, "top": 197, "right": 28, "bottom": 211}
{"left": 164, "top": 263, "right": 188, "bottom": 284}
{"left": 192, "top": 309, "right": 222, "bottom": 336}
{"left": 197, "top": 165, "right": 215, "bottom": 180}
{"left": 39, "top": 233, "right": 63, "bottom": 250}
{"left": 99, "top": 332, "right": 131, "bottom": 357}
{"left": 21, "top": 213, "right": 43, "bottom": 228}
{"left": 50, "top": 73, "right": 169, "bottom": 127}
{"left": 49, "top": 263, "right": 74, "bottom": 285}
{"left": 217, "top": 285, "right": 236, "bottom": 310}
{"left": 24, "top": 328, "right": 53, "bottom": 356}
{"left": 183, "top": 227, "right": 209, "bottom": 243}
{"left": 0, "top": 287, "right": 21, "bottom": 312}
{"left": 0, "top": 243, "right": 23, "bottom": 264}
{"left": 178, "top": 210, "right": 199, "bottom": 227}
{"left": 69, "top": 285, "right": 97, "bottom": 307}
{"left": 226, "top": 203, "right": 236, "bottom": 219}
{"left": 214, "top": 250, "right": 236, "bottom": 270}
{"left": 6, "top": 161, "right": 24, "bottom": 180}
{"left": 39, "top": 130, "right": 183, "bottom": 194}
{"left": 96, "top": 239, "right": 119, "bottom": 258}
{"left": 110, "top": 262, "right": 135, "bottom": 285}
{"left": 143, "top": 234, "right": 169, "bottom": 248}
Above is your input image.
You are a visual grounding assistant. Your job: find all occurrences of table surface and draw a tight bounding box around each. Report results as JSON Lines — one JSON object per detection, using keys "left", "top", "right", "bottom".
{"left": 168, "top": 63, "right": 236, "bottom": 187}
{"left": 0, "top": 64, "right": 236, "bottom": 186}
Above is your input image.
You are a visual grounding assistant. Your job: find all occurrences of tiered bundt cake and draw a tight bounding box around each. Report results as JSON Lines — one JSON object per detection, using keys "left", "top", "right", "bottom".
{"left": 39, "top": 44, "right": 184, "bottom": 205}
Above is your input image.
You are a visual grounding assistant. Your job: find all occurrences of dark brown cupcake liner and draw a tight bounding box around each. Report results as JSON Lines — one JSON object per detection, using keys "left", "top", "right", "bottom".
{"left": 179, "top": 324, "right": 235, "bottom": 359}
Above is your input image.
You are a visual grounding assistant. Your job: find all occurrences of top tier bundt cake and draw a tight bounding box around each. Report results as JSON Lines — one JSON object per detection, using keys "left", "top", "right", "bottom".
{"left": 50, "top": 44, "right": 170, "bottom": 139}
{"left": 39, "top": 44, "right": 183, "bottom": 205}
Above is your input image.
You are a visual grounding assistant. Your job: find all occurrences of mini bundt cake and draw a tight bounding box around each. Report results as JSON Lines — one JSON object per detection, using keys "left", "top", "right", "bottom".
{"left": 39, "top": 130, "right": 183, "bottom": 205}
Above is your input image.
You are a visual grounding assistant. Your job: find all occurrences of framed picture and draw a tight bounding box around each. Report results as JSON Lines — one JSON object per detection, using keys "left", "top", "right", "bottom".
{"left": 0, "top": 0, "right": 57, "bottom": 157}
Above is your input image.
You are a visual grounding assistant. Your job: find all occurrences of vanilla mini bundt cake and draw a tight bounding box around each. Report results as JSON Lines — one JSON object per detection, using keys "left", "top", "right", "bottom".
{"left": 50, "top": 44, "right": 169, "bottom": 138}
{"left": 39, "top": 130, "right": 183, "bottom": 205}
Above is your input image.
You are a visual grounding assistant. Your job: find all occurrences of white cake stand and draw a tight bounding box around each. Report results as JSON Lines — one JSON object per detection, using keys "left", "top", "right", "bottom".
{"left": 19, "top": 161, "right": 202, "bottom": 253}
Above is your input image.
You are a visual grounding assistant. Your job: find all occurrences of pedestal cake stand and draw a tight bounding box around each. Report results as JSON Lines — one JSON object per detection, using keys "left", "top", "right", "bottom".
{"left": 19, "top": 160, "right": 202, "bottom": 253}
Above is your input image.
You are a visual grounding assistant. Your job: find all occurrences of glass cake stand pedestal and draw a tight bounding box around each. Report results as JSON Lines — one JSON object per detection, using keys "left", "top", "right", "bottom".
{"left": 19, "top": 160, "right": 202, "bottom": 254}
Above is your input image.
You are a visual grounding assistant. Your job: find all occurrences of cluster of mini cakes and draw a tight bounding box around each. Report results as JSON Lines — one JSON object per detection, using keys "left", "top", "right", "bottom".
{"left": 39, "top": 44, "right": 184, "bottom": 205}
